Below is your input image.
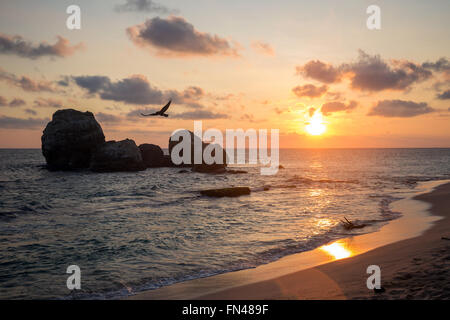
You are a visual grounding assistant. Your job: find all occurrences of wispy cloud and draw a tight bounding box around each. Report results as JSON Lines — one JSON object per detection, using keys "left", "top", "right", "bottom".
{"left": 437, "top": 89, "right": 450, "bottom": 100}
{"left": 0, "top": 115, "right": 49, "bottom": 129}
{"left": 321, "top": 101, "right": 358, "bottom": 116}
{"left": 292, "top": 84, "right": 328, "bottom": 98}
{"left": 115, "top": 0, "right": 176, "bottom": 14}
{"left": 368, "top": 100, "right": 434, "bottom": 117}
{"left": 0, "top": 33, "right": 83, "bottom": 60}
{"left": 171, "top": 110, "right": 228, "bottom": 120}
{"left": 0, "top": 68, "right": 57, "bottom": 92}
{"left": 251, "top": 41, "right": 275, "bottom": 56}
{"left": 34, "top": 98, "right": 64, "bottom": 108}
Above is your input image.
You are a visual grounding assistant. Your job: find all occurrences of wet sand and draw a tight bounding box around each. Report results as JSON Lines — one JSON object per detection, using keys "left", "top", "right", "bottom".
{"left": 129, "top": 181, "right": 450, "bottom": 300}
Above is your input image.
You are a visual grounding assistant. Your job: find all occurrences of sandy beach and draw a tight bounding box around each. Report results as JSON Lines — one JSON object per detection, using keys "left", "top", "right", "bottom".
{"left": 129, "top": 181, "right": 450, "bottom": 300}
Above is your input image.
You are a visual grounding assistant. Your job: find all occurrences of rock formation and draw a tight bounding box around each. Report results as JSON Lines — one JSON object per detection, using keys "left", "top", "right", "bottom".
{"left": 200, "top": 187, "right": 251, "bottom": 198}
{"left": 90, "top": 139, "right": 145, "bottom": 172}
{"left": 138, "top": 144, "right": 165, "bottom": 168}
{"left": 168, "top": 130, "right": 228, "bottom": 173}
{"left": 41, "top": 109, "right": 105, "bottom": 170}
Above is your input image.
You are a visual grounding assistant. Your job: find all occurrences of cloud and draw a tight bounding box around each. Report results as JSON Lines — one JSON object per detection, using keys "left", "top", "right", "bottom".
{"left": 437, "top": 90, "right": 450, "bottom": 100}
{"left": 308, "top": 107, "right": 316, "bottom": 117}
{"left": 239, "top": 113, "right": 263, "bottom": 123}
{"left": 9, "top": 98, "right": 26, "bottom": 107}
{"left": 0, "top": 115, "right": 48, "bottom": 129}
{"left": 72, "top": 74, "right": 164, "bottom": 104}
{"left": 0, "top": 68, "right": 56, "bottom": 92}
{"left": 24, "top": 109, "right": 37, "bottom": 116}
{"left": 72, "top": 75, "right": 110, "bottom": 94}
{"left": 72, "top": 74, "right": 207, "bottom": 107}
{"left": 251, "top": 41, "right": 275, "bottom": 56}
{"left": 342, "top": 51, "right": 432, "bottom": 91}
{"left": 0, "top": 33, "right": 83, "bottom": 59}
{"left": 171, "top": 110, "right": 228, "bottom": 119}
{"left": 368, "top": 100, "right": 434, "bottom": 117}
{"left": 127, "top": 16, "right": 239, "bottom": 57}
{"left": 422, "top": 57, "right": 450, "bottom": 77}
{"left": 95, "top": 112, "right": 122, "bottom": 124}
{"left": 0, "top": 96, "right": 26, "bottom": 107}
{"left": 34, "top": 98, "right": 64, "bottom": 108}
{"left": 296, "top": 60, "right": 342, "bottom": 84}
{"left": 296, "top": 50, "right": 442, "bottom": 92}
{"left": 321, "top": 100, "right": 358, "bottom": 116}
{"left": 325, "top": 91, "right": 342, "bottom": 100}
{"left": 292, "top": 84, "right": 328, "bottom": 98}
{"left": 166, "top": 86, "right": 206, "bottom": 108}
{"left": 115, "top": 0, "right": 176, "bottom": 14}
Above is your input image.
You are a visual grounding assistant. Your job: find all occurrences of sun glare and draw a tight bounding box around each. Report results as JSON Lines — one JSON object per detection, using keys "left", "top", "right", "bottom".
{"left": 306, "top": 113, "right": 326, "bottom": 136}
{"left": 320, "top": 241, "right": 352, "bottom": 260}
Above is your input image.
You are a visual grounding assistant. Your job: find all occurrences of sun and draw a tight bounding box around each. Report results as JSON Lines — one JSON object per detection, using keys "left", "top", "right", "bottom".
{"left": 306, "top": 112, "right": 326, "bottom": 135}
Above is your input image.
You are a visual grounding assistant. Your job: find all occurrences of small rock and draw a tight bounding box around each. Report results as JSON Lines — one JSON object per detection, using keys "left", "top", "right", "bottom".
{"left": 200, "top": 187, "right": 251, "bottom": 198}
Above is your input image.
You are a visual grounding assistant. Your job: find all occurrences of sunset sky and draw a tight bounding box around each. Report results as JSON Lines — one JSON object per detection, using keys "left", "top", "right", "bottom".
{"left": 0, "top": 0, "right": 449, "bottom": 148}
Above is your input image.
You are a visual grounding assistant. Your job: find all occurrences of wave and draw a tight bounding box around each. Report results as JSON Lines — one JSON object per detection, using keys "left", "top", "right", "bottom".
{"left": 287, "top": 176, "right": 360, "bottom": 185}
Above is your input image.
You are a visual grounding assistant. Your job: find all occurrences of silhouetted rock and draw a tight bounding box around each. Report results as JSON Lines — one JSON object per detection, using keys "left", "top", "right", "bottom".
{"left": 90, "top": 139, "right": 145, "bottom": 172}
{"left": 192, "top": 163, "right": 227, "bottom": 173}
{"left": 138, "top": 144, "right": 164, "bottom": 168}
{"left": 41, "top": 109, "right": 105, "bottom": 170}
{"left": 161, "top": 155, "right": 175, "bottom": 167}
{"left": 168, "top": 130, "right": 228, "bottom": 173}
{"left": 200, "top": 187, "right": 251, "bottom": 198}
{"left": 225, "top": 169, "right": 248, "bottom": 174}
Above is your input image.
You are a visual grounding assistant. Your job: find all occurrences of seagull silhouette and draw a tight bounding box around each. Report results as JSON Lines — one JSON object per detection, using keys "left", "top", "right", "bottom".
{"left": 141, "top": 100, "right": 171, "bottom": 117}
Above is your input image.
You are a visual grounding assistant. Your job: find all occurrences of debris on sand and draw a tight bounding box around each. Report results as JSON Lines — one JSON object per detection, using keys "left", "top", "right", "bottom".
{"left": 340, "top": 217, "right": 367, "bottom": 230}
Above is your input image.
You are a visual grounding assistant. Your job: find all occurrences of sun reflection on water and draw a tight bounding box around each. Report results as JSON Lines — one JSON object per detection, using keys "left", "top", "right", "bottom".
{"left": 320, "top": 241, "right": 352, "bottom": 260}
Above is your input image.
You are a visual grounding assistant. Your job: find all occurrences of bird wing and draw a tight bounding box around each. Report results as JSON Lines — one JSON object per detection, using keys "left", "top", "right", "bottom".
{"left": 141, "top": 112, "right": 158, "bottom": 116}
{"left": 160, "top": 100, "right": 172, "bottom": 113}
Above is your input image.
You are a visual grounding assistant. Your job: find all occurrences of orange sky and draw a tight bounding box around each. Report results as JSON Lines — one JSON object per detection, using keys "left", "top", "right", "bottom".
{"left": 0, "top": 0, "right": 449, "bottom": 148}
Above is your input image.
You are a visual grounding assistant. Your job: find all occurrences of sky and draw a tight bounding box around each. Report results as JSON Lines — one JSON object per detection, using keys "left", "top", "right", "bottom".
{"left": 0, "top": 0, "right": 449, "bottom": 148}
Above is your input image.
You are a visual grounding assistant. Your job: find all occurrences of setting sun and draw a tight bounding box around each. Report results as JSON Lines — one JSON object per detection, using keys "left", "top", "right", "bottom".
{"left": 306, "top": 113, "right": 326, "bottom": 136}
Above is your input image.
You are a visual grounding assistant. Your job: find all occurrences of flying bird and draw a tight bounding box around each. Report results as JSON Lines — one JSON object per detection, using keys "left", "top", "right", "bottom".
{"left": 141, "top": 100, "right": 171, "bottom": 117}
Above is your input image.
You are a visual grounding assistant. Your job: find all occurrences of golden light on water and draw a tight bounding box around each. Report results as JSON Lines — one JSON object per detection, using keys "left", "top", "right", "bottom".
{"left": 320, "top": 241, "right": 352, "bottom": 260}
{"left": 305, "top": 112, "right": 326, "bottom": 136}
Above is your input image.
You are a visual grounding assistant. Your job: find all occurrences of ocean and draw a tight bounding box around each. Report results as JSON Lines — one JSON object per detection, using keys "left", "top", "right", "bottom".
{"left": 0, "top": 148, "right": 449, "bottom": 299}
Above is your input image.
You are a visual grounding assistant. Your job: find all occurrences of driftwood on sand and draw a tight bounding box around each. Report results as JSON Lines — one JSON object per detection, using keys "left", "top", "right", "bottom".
{"left": 340, "top": 217, "right": 367, "bottom": 230}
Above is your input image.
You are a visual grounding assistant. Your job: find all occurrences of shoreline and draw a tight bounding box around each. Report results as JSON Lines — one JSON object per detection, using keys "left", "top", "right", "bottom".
{"left": 128, "top": 179, "right": 450, "bottom": 300}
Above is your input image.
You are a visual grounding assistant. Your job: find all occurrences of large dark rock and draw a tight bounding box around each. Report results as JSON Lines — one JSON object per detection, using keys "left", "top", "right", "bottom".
{"left": 168, "top": 130, "right": 228, "bottom": 173}
{"left": 90, "top": 139, "right": 145, "bottom": 172}
{"left": 41, "top": 109, "right": 105, "bottom": 170}
{"left": 138, "top": 144, "right": 164, "bottom": 168}
{"left": 200, "top": 187, "right": 251, "bottom": 198}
